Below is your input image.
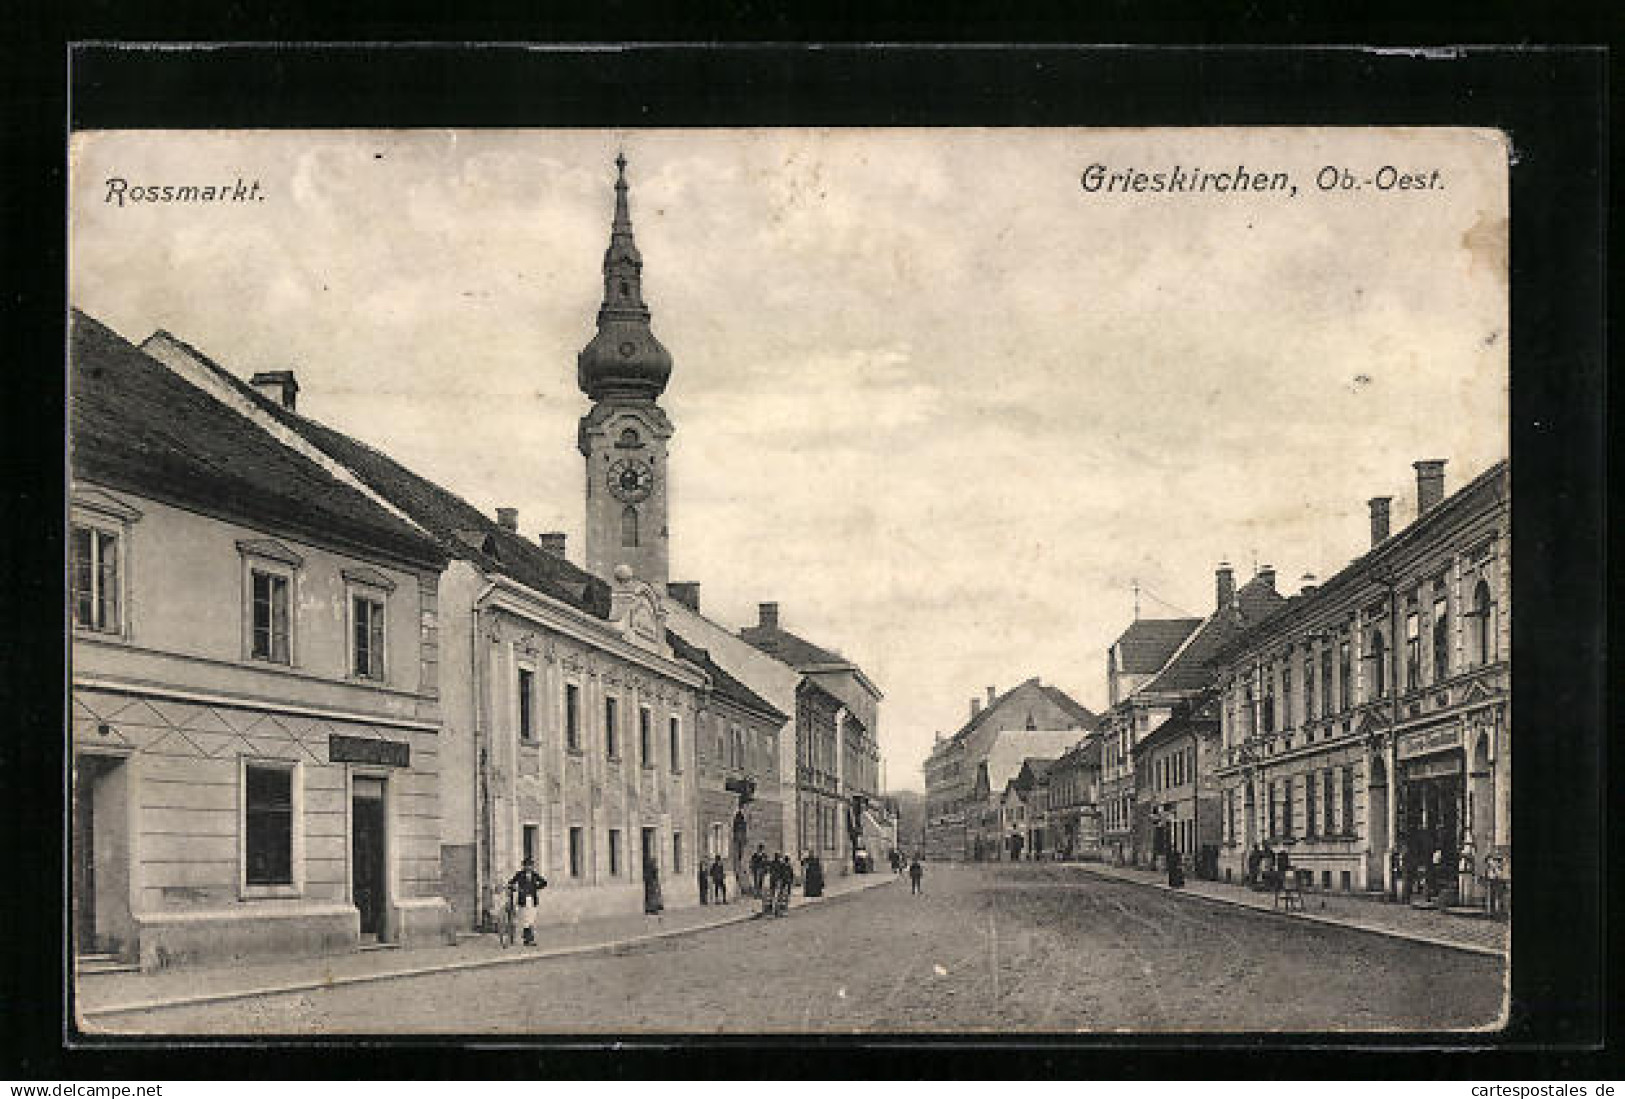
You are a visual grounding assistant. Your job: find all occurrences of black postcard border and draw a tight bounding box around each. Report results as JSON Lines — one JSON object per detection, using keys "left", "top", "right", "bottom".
{"left": 2, "top": 41, "right": 1609, "bottom": 1080}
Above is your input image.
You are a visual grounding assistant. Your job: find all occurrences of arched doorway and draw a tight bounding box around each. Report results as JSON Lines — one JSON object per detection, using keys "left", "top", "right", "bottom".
{"left": 1367, "top": 755, "right": 1389, "bottom": 891}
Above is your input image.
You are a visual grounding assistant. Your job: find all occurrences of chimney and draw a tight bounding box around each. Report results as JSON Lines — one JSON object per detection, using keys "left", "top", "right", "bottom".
{"left": 1257, "top": 565, "right": 1276, "bottom": 591}
{"left": 1216, "top": 562, "right": 1235, "bottom": 610}
{"left": 250, "top": 370, "right": 299, "bottom": 411}
{"left": 1300, "top": 572, "right": 1318, "bottom": 596}
{"left": 986, "top": 685, "right": 997, "bottom": 705}
{"left": 1414, "top": 459, "right": 1447, "bottom": 514}
{"left": 667, "top": 581, "right": 701, "bottom": 613}
{"left": 496, "top": 508, "right": 519, "bottom": 532}
{"left": 758, "top": 602, "right": 779, "bottom": 630}
{"left": 1369, "top": 496, "right": 1392, "bottom": 547}
{"left": 538, "top": 531, "right": 567, "bottom": 557}
{"left": 970, "top": 697, "right": 982, "bottom": 720}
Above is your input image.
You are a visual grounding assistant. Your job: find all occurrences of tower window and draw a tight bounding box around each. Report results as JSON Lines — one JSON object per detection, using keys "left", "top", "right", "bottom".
{"left": 619, "top": 279, "right": 630, "bottom": 297}
{"left": 621, "top": 505, "right": 639, "bottom": 547}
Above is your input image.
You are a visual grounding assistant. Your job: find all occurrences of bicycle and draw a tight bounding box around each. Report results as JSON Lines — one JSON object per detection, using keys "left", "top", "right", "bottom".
{"left": 495, "top": 888, "right": 517, "bottom": 948}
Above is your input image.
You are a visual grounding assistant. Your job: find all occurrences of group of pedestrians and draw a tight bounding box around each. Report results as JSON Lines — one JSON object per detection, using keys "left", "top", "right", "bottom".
{"left": 697, "top": 854, "right": 731, "bottom": 905}
{"left": 504, "top": 841, "right": 923, "bottom": 947}
{"left": 888, "top": 848, "right": 925, "bottom": 894}
{"left": 1245, "top": 842, "right": 1292, "bottom": 892}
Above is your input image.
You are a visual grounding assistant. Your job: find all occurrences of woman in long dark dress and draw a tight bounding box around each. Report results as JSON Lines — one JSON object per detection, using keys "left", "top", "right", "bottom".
{"left": 803, "top": 852, "right": 825, "bottom": 898}
{"left": 643, "top": 855, "right": 664, "bottom": 914}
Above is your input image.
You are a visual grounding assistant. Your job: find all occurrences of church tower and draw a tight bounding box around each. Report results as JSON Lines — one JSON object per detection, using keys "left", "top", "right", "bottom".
{"left": 577, "top": 153, "right": 675, "bottom": 587}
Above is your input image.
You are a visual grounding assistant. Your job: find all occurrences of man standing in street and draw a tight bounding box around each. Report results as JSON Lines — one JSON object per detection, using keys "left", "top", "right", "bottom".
{"left": 909, "top": 854, "right": 924, "bottom": 895}
{"left": 507, "top": 856, "right": 548, "bottom": 946}
{"left": 750, "top": 844, "right": 768, "bottom": 898}
{"left": 710, "top": 854, "right": 728, "bottom": 904}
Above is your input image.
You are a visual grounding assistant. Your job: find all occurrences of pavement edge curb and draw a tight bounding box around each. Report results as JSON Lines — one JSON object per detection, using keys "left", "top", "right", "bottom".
{"left": 1070, "top": 866, "right": 1508, "bottom": 960}
{"left": 79, "top": 876, "right": 899, "bottom": 1021}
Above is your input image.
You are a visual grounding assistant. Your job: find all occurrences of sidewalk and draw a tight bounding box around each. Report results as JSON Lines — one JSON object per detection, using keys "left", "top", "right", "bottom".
{"left": 1070, "top": 861, "right": 1508, "bottom": 958}
{"left": 77, "top": 871, "right": 898, "bottom": 1020}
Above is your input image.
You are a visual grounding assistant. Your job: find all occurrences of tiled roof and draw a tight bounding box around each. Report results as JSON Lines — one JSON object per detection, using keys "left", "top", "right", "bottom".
{"left": 1039, "top": 683, "right": 1100, "bottom": 730}
{"left": 736, "top": 623, "right": 849, "bottom": 670}
{"left": 1138, "top": 576, "right": 1286, "bottom": 695}
{"left": 1113, "top": 618, "right": 1203, "bottom": 675}
{"left": 147, "top": 328, "right": 614, "bottom": 619}
{"left": 1132, "top": 692, "right": 1221, "bottom": 756}
{"left": 666, "top": 630, "right": 787, "bottom": 724}
{"left": 941, "top": 677, "right": 1098, "bottom": 749}
{"left": 69, "top": 311, "right": 445, "bottom": 573}
{"left": 1051, "top": 735, "right": 1101, "bottom": 771}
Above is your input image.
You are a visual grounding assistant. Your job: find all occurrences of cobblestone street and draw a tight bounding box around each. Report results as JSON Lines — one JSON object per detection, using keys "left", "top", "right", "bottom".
{"left": 93, "top": 863, "right": 1505, "bottom": 1035}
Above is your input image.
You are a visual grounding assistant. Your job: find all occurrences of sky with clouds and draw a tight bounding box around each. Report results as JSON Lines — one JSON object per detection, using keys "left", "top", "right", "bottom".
{"left": 70, "top": 128, "right": 1508, "bottom": 791}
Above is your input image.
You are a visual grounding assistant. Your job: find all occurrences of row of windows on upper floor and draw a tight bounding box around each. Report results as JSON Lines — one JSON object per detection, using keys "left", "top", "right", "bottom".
{"left": 71, "top": 520, "right": 405, "bottom": 685}
{"left": 513, "top": 669, "right": 686, "bottom": 775}
{"left": 1225, "top": 576, "right": 1500, "bottom": 741}
{"left": 1146, "top": 745, "right": 1196, "bottom": 792}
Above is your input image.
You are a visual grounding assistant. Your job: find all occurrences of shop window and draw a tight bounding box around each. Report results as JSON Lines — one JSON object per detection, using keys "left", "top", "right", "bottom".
{"left": 565, "top": 682, "right": 581, "bottom": 751}
{"left": 70, "top": 523, "right": 122, "bottom": 634}
{"left": 244, "top": 761, "right": 298, "bottom": 889}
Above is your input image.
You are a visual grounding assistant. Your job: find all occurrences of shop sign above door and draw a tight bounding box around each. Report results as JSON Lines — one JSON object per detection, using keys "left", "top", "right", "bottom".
{"left": 329, "top": 734, "right": 410, "bottom": 768}
{"left": 1397, "top": 725, "right": 1461, "bottom": 761}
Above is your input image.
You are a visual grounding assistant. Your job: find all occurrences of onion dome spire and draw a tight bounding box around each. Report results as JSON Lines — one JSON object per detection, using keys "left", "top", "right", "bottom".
{"left": 578, "top": 151, "right": 672, "bottom": 401}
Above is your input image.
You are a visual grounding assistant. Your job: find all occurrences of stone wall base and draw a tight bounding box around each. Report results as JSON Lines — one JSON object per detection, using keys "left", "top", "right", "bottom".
{"left": 441, "top": 843, "right": 478, "bottom": 930}
{"left": 135, "top": 903, "right": 358, "bottom": 971}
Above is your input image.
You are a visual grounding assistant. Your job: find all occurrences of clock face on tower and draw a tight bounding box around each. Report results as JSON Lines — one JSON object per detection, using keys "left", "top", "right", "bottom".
{"left": 608, "top": 457, "right": 655, "bottom": 502}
